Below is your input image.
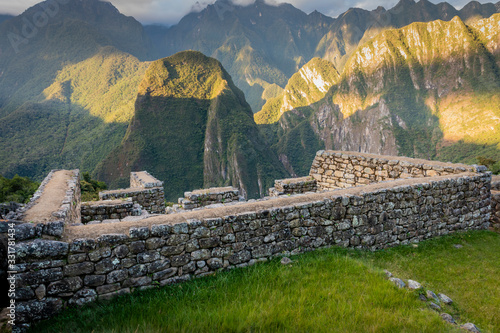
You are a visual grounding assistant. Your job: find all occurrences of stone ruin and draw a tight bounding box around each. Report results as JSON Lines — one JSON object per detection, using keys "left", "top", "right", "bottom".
{"left": 1, "top": 150, "right": 499, "bottom": 331}
{"left": 178, "top": 187, "right": 242, "bottom": 210}
{"left": 80, "top": 171, "right": 165, "bottom": 225}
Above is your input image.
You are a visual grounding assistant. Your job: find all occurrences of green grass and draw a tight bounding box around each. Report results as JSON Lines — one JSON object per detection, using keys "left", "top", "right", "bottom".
{"left": 30, "top": 231, "right": 499, "bottom": 333}
{"left": 359, "top": 231, "right": 500, "bottom": 332}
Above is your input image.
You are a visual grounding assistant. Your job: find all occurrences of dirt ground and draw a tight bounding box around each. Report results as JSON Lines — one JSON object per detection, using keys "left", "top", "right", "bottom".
{"left": 22, "top": 170, "right": 73, "bottom": 224}
{"left": 134, "top": 171, "right": 159, "bottom": 184}
{"left": 63, "top": 172, "right": 477, "bottom": 240}
{"left": 190, "top": 187, "right": 235, "bottom": 195}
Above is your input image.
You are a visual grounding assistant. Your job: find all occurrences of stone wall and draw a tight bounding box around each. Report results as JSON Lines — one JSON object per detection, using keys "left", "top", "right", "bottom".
{"left": 80, "top": 199, "right": 140, "bottom": 224}
{"left": 310, "top": 151, "right": 485, "bottom": 190}
{"left": 0, "top": 202, "right": 23, "bottom": 220}
{"left": 6, "top": 170, "right": 80, "bottom": 240}
{"left": 491, "top": 175, "right": 500, "bottom": 191}
{"left": 490, "top": 176, "right": 500, "bottom": 231}
{"left": 490, "top": 191, "right": 500, "bottom": 232}
{"left": 179, "top": 187, "right": 240, "bottom": 209}
{"left": 98, "top": 171, "right": 165, "bottom": 215}
{"left": 269, "top": 176, "right": 317, "bottom": 197}
{"left": 1, "top": 170, "right": 80, "bottom": 310}
{"left": 130, "top": 171, "right": 164, "bottom": 189}
{"left": 13, "top": 171, "right": 491, "bottom": 328}
{"left": 99, "top": 188, "right": 165, "bottom": 215}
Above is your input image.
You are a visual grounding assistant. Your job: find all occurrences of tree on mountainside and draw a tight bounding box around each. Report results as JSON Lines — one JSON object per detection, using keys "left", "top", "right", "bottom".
{"left": 0, "top": 175, "right": 39, "bottom": 203}
{"left": 80, "top": 172, "right": 107, "bottom": 201}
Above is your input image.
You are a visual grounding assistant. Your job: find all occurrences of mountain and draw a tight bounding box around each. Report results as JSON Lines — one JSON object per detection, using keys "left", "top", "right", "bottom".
{"left": 146, "top": 0, "right": 498, "bottom": 114}
{"left": 95, "top": 51, "right": 286, "bottom": 200}
{"left": 0, "top": 14, "right": 13, "bottom": 25}
{"left": 255, "top": 57, "right": 340, "bottom": 124}
{"left": 0, "top": 0, "right": 499, "bottom": 191}
{"left": 151, "top": 0, "right": 334, "bottom": 112}
{"left": 0, "top": 0, "right": 152, "bottom": 179}
{"left": 315, "top": 0, "right": 500, "bottom": 72}
{"left": 460, "top": 1, "right": 499, "bottom": 21}
{"left": 0, "top": 47, "right": 149, "bottom": 178}
{"left": 261, "top": 14, "right": 500, "bottom": 176}
{"left": 0, "top": 0, "right": 151, "bottom": 111}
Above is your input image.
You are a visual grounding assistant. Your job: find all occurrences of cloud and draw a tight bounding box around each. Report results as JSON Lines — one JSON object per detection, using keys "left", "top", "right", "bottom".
{"left": 0, "top": 0, "right": 495, "bottom": 25}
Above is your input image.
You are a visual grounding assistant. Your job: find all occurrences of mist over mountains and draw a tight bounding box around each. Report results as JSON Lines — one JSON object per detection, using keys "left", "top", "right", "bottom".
{"left": 0, "top": 0, "right": 499, "bottom": 199}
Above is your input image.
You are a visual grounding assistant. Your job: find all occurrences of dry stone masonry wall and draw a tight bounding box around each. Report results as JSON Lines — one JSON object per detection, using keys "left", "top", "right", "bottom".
{"left": 12, "top": 172, "right": 491, "bottom": 329}
{"left": 7, "top": 152, "right": 497, "bottom": 330}
{"left": 130, "top": 171, "right": 164, "bottom": 189}
{"left": 489, "top": 176, "right": 500, "bottom": 231}
{"left": 310, "top": 151, "right": 485, "bottom": 190}
{"left": 80, "top": 199, "right": 141, "bottom": 224}
{"left": 7, "top": 170, "right": 80, "bottom": 240}
{"left": 99, "top": 188, "right": 164, "bottom": 215}
{"left": 269, "top": 176, "right": 318, "bottom": 197}
{"left": 99, "top": 171, "right": 165, "bottom": 214}
{"left": 489, "top": 192, "right": 500, "bottom": 231}
{"left": 179, "top": 187, "right": 241, "bottom": 210}
{"left": 1, "top": 170, "right": 80, "bottom": 313}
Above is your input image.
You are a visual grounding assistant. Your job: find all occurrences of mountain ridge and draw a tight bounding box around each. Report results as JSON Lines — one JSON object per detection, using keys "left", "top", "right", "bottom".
{"left": 260, "top": 13, "right": 500, "bottom": 176}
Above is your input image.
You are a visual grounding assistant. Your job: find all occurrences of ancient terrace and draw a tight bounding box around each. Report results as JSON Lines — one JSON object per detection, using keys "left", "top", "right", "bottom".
{"left": 2, "top": 150, "right": 497, "bottom": 329}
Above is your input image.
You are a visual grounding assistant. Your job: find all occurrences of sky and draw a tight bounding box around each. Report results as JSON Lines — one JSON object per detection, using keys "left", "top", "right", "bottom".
{"left": 0, "top": 0, "right": 496, "bottom": 25}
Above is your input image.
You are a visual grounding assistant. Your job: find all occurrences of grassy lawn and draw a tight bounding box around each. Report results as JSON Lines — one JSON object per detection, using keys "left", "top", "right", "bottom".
{"left": 31, "top": 231, "right": 499, "bottom": 333}
{"left": 359, "top": 230, "right": 500, "bottom": 332}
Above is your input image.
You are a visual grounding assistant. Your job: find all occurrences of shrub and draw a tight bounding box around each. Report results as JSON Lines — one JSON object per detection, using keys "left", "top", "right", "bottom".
{"left": 80, "top": 172, "right": 107, "bottom": 201}
{"left": 0, "top": 175, "right": 39, "bottom": 203}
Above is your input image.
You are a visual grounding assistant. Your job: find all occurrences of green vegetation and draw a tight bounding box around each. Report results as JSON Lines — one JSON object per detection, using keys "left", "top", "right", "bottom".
{"left": 0, "top": 0, "right": 151, "bottom": 182}
{"left": 255, "top": 58, "right": 339, "bottom": 124}
{"left": 385, "top": 86, "right": 441, "bottom": 159}
{"left": 80, "top": 172, "right": 107, "bottom": 202}
{"left": 271, "top": 108, "right": 325, "bottom": 176}
{"left": 361, "top": 231, "right": 500, "bottom": 332}
{"left": 159, "top": 1, "right": 334, "bottom": 112}
{"left": 0, "top": 175, "right": 39, "bottom": 204}
{"left": 1, "top": 0, "right": 499, "bottom": 198}
{"left": 475, "top": 156, "right": 500, "bottom": 174}
{"left": 435, "top": 142, "right": 500, "bottom": 173}
{"left": 30, "top": 231, "right": 499, "bottom": 333}
{"left": 96, "top": 51, "right": 287, "bottom": 201}
{"left": 0, "top": 47, "right": 148, "bottom": 181}
{"left": 263, "top": 14, "right": 500, "bottom": 168}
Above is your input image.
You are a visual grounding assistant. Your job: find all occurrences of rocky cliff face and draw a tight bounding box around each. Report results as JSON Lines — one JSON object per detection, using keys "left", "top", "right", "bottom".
{"left": 96, "top": 51, "right": 286, "bottom": 200}
{"left": 262, "top": 14, "right": 500, "bottom": 176}
{"left": 0, "top": 0, "right": 498, "bottom": 186}
{"left": 338, "top": 15, "right": 500, "bottom": 147}
{"left": 150, "top": 0, "right": 498, "bottom": 114}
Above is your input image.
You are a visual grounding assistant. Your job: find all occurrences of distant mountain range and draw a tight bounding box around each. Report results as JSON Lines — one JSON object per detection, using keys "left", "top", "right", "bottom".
{"left": 147, "top": 0, "right": 500, "bottom": 113}
{"left": 0, "top": 0, "right": 498, "bottom": 199}
{"left": 258, "top": 14, "right": 500, "bottom": 176}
